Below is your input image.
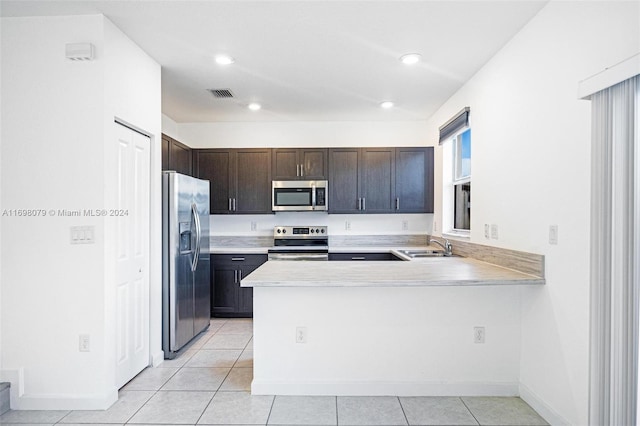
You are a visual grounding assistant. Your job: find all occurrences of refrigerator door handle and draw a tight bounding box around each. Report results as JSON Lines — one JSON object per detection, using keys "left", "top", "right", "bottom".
{"left": 190, "top": 203, "right": 201, "bottom": 272}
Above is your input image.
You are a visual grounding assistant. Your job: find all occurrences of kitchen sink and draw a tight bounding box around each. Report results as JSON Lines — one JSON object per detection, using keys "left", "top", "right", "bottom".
{"left": 397, "top": 249, "right": 459, "bottom": 258}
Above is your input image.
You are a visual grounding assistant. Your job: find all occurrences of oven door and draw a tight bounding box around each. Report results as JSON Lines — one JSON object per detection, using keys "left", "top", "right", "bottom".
{"left": 268, "top": 246, "right": 329, "bottom": 261}
{"left": 268, "top": 252, "right": 328, "bottom": 261}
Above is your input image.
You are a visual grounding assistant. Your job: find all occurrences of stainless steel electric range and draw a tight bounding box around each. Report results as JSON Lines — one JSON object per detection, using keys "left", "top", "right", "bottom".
{"left": 267, "top": 226, "right": 328, "bottom": 261}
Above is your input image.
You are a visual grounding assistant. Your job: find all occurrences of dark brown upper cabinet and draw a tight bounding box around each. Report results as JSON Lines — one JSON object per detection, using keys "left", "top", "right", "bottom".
{"left": 161, "top": 134, "right": 193, "bottom": 176}
{"left": 395, "top": 147, "right": 434, "bottom": 213}
{"left": 329, "top": 147, "right": 433, "bottom": 214}
{"left": 193, "top": 148, "right": 272, "bottom": 214}
{"left": 272, "top": 148, "right": 327, "bottom": 180}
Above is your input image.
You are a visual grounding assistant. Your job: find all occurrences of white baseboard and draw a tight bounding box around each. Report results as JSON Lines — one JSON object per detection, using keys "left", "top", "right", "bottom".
{"left": 0, "top": 368, "right": 117, "bottom": 410}
{"left": 251, "top": 379, "right": 519, "bottom": 396}
{"left": 151, "top": 349, "right": 165, "bottom": 367}
{"left": 0, "top": 368, "right": 24, "bottom": 410}
{"left": 519, "top": 383, "right": 571, "bottom": 426}
{"left": 9, "top": 388, "right": 118, "bottom": 410}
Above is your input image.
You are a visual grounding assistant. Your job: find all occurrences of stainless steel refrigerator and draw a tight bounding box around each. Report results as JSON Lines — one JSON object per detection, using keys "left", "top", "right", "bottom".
{"left": 162, "top": 171, "right": 211, "bottom": 359}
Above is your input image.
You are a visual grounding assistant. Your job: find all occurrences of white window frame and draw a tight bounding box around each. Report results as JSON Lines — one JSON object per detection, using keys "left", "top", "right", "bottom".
{"left": 442, "top": 127, "right": 471, "bottom": 238}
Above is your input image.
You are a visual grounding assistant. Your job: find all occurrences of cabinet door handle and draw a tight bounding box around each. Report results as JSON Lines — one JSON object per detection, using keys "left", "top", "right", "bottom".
{"left": 228, "top": 198, "right": 232, "bottom": 211}
{"left": 296, "top": 164, "right": 300, "bottom": 177}
{"left": 234, "top": 270, "right": 238, "bottom": 283}
{"left": 300, "top": 164, "right": 304, "bottom": 177}
{"left": 362, "top": 198, "right": 366, "bottom": 210}
{"left": 351, "top": 256, "right": 366, "bottom": 260}
{"left": 231, "top": 257, "right": 245, "bottom": 261}
{"left": 233, "top": 198, "right": 237, "bottom": 211}
{"left": 239, "top": 270, "right": 243, "bottom": 281}
{"left": 396, "top": 197, "right": 400, "bottom": 210}
{"left": 357, "top": 198, "right": 361, "bottom": 210}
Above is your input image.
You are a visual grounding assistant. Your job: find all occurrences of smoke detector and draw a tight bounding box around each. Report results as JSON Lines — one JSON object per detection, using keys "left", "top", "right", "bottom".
{"left": 65, "top": 43, "right": 94, "bottom": 61}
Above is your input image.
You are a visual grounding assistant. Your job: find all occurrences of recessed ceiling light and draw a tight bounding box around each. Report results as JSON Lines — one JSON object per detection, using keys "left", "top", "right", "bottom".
{"left": 248, "top": 103, "right": 262, "bottom": 111}
{"left": 380, "top": 101, "right": 394, "bottom": 109}
{"left": 215, "top": 54, "right": 235, "bottom": 65}
{"left": 400, "top": 53, "right": 421, "bottom": 65}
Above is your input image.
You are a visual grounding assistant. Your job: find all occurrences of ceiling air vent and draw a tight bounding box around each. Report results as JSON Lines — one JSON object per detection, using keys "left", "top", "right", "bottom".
{"left": 208, "top": 89, "right": 234, "bottom": 98}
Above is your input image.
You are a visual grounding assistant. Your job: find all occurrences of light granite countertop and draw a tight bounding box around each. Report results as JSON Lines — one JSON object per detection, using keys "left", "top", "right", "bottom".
{"left": 205, "top": 247, "right": 269, "bottom": 254}
{"left": 204, "top": 245, "right": 433, "bottom": 255}
{"left": 241, "top": 256, "right": 545, "bottom": 287}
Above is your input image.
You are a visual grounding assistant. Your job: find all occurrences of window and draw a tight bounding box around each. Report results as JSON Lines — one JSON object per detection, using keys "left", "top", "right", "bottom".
{"left": 439, "top": 107, "right": 471, "bottom": 236}
{"left": 441, "top": 128, "right": 471, "bottom": 235}
{"left": 453, "top": 129, "right": 471, "bottom": 231}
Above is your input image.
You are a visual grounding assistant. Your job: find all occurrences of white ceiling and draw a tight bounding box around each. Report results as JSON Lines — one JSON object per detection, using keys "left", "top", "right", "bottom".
{"left": 1, "top": 1, "right": 548, "bottom": 123}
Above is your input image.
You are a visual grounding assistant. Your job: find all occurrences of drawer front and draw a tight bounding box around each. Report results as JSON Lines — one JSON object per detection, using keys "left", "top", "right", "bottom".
{"left": 329, "top": 252, "right": 397, "bottom": 261}
{"left": 212, "top": 254, "right": 268, "bottom": 266}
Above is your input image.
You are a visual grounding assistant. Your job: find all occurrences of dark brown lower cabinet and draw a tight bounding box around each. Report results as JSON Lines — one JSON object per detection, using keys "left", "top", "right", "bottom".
{"left": 211, "top": 254, "right": 267, "bottom": 317}
{"left": 328, "top": 252, "right": 402, "bottom": 261}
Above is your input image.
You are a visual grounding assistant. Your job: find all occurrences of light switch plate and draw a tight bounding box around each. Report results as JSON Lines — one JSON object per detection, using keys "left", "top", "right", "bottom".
{"left": 549, "top": 225, "right": 558, "bottom": 245}
{"left": 491, "top": 224, "right": 499, "bottom": 240}
{"left": 70, "top": 226, "right": 95, "bottom": 244}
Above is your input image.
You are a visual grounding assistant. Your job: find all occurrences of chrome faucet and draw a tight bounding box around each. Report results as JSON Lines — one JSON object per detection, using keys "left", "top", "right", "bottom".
{"left": 428, "top": 237, "right": 453, "bottom": 256}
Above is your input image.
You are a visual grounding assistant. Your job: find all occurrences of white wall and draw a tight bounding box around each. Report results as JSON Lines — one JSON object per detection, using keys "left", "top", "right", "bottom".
{"left": 177, "top": 120, "right": 430, "bottom": 149}
{"left": 1, "top": 15, "right": 109, "bottom": 409}
{"left": 254, "top": 286, "right": 522, "bottom": 396}
{"left": 425, "top": 2, "right": 640, "bottom": 424}
{"left": 0, "top": 14, "right": 161, "bottom": 409}
{"left": 161, "top": 114, "right": 180, "bottom": 141}
{"left": 103, "top": 17, "right": 163, "bottom": 371}
{"left": 210, "top": 213, "right": 431, "bottom": 237}
{"left": 0, "top": 16, "right": 4, "bottom": 375}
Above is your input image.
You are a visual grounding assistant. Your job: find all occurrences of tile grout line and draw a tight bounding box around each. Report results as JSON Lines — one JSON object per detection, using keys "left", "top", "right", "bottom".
{"left": 265, "top": 393, "right": 277, "bottom": 426}
{"left": 459, "top": 396, "right": 481, "bottom": 426}
{"left": 123, "top": 387, "right": 161, "bottom": 425}
{"left": 124, "top": 357, "right": 185, "bottom": 425}
{"left": 126, "top": 320, "right": 220, "bottom": 424}
{"left": 396, "top": 396, "right": 410, "bottom": 426}
{"left": 127, "top": 319, "right": 229, "bottom": 425}
{"left": 192, "top": 390, "right": 217, "bottom": 425}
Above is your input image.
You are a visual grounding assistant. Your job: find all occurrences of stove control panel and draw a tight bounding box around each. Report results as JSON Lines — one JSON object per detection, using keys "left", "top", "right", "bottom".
{"left": 274, "top": 226, "right": 327, "bottom": 238}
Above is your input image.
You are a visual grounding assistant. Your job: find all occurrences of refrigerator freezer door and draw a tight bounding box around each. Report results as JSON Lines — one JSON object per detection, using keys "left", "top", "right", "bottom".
{"left": 163, "top": 172, "right": 211, "bottom": 358}
{"left": 163, "top": 172, "right": 192, "bottom": 354}
{"left": 193, "top": 178, "right": 211, "bottom": 336}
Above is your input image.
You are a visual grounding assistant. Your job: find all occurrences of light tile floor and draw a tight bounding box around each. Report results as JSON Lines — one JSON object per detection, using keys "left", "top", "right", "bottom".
{"left": 0, "top": 318, "right": 549, "bottom": 426}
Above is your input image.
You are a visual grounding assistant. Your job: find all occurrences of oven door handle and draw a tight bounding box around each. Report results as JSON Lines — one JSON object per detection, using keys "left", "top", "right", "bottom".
{"left": 269, "top": 253, "right": 328, "bottom": 261}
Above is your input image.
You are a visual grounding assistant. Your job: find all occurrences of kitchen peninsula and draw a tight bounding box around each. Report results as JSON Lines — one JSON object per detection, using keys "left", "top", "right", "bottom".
{"left": 242, "top": 255, "right": 545, "bottom": 397}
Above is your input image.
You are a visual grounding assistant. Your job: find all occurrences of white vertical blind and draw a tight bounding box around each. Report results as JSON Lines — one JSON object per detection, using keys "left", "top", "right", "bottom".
{"left": 589, "top": 74, "right": 640, "bottom": 426}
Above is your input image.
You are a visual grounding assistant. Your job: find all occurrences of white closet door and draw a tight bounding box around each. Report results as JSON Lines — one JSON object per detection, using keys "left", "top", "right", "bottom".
{"left": 114, "top": 122, "right": 150, "bottom": 389}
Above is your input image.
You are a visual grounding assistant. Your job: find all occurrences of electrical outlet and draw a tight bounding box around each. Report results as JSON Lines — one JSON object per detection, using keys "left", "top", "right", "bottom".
{"left": 549, "top": 225, "right": 558, "bottom": 245}
{"left": 79, "top": 334, "right": 90, "bottom": 352}
{"left": 484, "top": 224, "right": 490, "bottom": 239}
{"left": 345, "top": 220, "right": 351, "bottom": 231}
{"left": 296, "top": 327, "right": 307, "bottom": 344}
{"left": 491, "top": 224, "right": 499, "bottom": 240}
{"left": 250, "top": 221, "right": 257, "bottom": 231}
{"left": 473, "top": 327, "right": 485, "bottom": 344}
{"left": 402, "top": 220, "right": 409, "bottom": 231}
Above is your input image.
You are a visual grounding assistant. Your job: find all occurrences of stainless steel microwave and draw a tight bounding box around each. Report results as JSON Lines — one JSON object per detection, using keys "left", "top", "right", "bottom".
{"left": 272, "top": 180, "right": 328, "bottom": 212}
